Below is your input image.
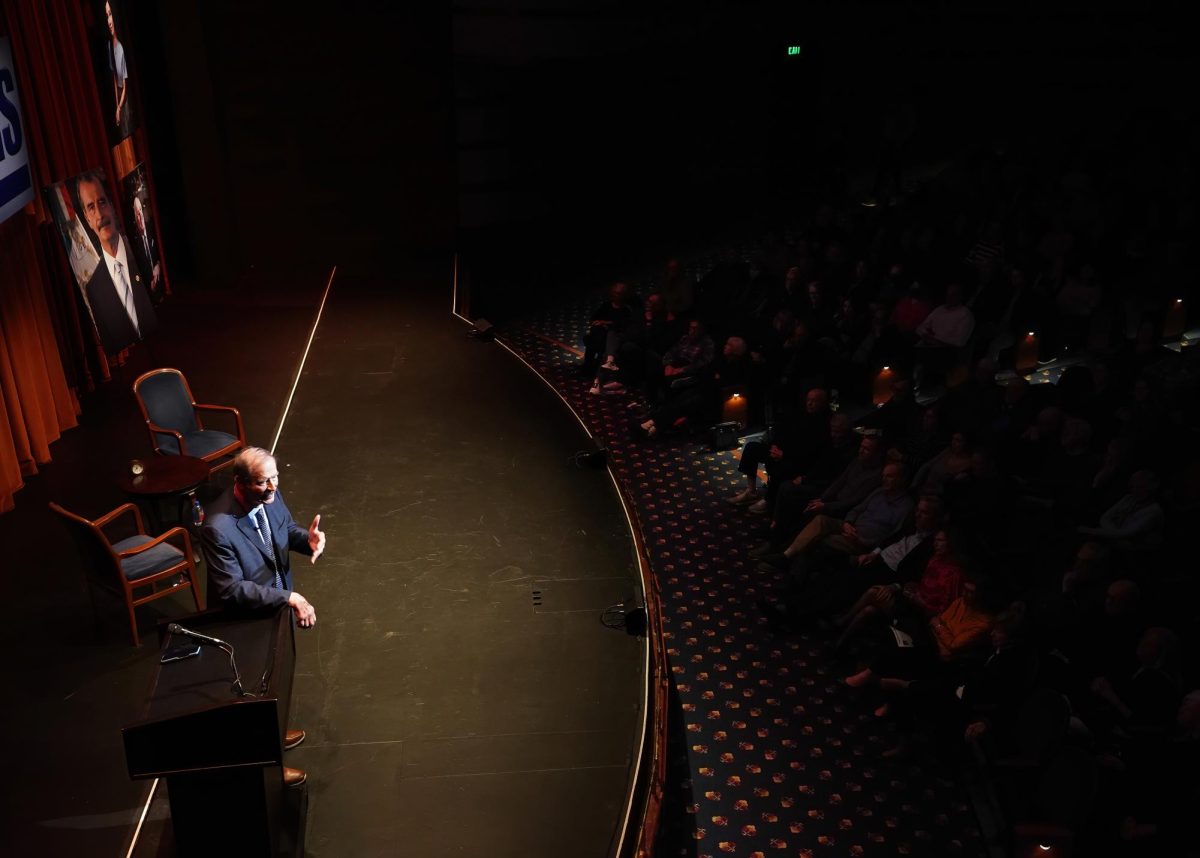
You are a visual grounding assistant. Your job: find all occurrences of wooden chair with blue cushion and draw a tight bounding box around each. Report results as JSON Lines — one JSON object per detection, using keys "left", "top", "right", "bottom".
{"left": 50, "top": 501, "right": 204, "bottom": 646}
{"left": 133, "top": 368, "right": 246, "bottom": 473}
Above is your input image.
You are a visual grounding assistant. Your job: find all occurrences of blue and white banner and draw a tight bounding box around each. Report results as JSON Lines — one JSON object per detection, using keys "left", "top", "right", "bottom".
{"left": 0, "top": 37, "right": 34, "bottom": 225}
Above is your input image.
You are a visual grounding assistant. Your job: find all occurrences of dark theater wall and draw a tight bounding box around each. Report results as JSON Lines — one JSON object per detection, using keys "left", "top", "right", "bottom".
{"left": 451, "top": 1, "right": 809, "bottom": 320}
{"left": 133, "top": 1, "right": 1188, "bottom": 297}
{"left": 454, "top": 0, "right": 1189, "bottom": 232}
{"left": 143, "top": 2, "right": 455, "bottom": 285}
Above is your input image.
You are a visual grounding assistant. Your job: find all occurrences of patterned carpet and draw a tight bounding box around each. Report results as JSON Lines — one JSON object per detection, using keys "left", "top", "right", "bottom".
{"left": 501, "top": 261, "right": 987, "bottom": 858}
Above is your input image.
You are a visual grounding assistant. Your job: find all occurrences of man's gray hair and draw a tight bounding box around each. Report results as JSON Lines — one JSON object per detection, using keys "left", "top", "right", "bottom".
{"left": 232, "top": 447, "right": 275, "bottom": 482}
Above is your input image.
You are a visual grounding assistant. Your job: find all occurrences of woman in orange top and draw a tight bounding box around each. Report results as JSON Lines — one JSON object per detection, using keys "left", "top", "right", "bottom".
{"left": 844, "top": 577, "right": 995, "bottom": 688}
{"left": 831, "top": 529, "right": 965, "bottom": 652}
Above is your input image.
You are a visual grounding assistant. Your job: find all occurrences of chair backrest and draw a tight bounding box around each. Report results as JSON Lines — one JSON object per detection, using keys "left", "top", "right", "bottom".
{"left": 133, "top": 369, "right": 200, "bottom": 436}
{"left": 48, "top": 503, "right": 121, "bottom": 587}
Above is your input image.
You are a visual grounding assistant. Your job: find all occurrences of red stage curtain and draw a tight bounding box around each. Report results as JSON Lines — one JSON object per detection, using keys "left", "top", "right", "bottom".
{"left": 0, "top": 0, "right": 125, "bottom": 511}
{"left": 0, "top": 216, "right": 80, "bottom": 512}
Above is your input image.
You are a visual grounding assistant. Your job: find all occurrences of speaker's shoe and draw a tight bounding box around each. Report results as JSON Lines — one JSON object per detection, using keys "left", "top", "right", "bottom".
{"left": 284, "top": 729, "right": 305, "bottom": 751}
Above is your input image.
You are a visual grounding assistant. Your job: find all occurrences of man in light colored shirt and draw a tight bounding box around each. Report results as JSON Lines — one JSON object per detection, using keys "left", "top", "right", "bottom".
{"left": 916, "top": 283, "right": 975, "bottom": 348}
{"left": 1078, "top": 470, "right": 1164, "bottom": 552}
{"left": 760, "top": 462, "right": 912, "bottom": 568}
{"left": 856, "top": 494, "right": 943, "bottom": 576}
{"left": 914, "top": 282, "right": 975, "bottom": 391}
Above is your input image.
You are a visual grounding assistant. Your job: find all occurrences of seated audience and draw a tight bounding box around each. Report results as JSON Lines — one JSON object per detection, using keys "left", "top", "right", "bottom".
{"left": 890, "top": 280, "right": 932, "bottom": 345}
{"left": 761, "top": 433, "right": 884, "bottom": 553}
{"left": 580, "top": 281, "right": 636, "bottom": 379}
{"left": 830, "top": 527, "right": 966, "bottom": 651}
{"left": 610, "top": 292, "right": 681, "bottom": 392}
{"left": 580, "top": 132, "right": 1194, "bottom": 852}
{"left": 727, "top": 387, "right": 831, "bottom": 514}
{"left": 913, "top": 282, "right": 975, "bottom": 391}
{"left": 905, "top": 406, "right": 950, "bottom": 473}
{"left": 760, "top": 460, "right": 912, "bottom": 568}
{"left": 842, "top": 573, "right": 998, "bottom": 687}
{"left": 645, "top": 317, "right": 715, "bottom": 405}
{"left": 761, "top": 494, "right": 944, "bottom": 632}
{"left": 638, "top": 335, "right": 748, "bottom": 438}
{"left": 856, "top": 375, "right": 923, "bottom": 451}
{"left": 912, "top": 430, "right": 973, "bottom": 496}
{"left": 1078, "top": 469, "right": 1164, "bottom": 554}
{"left": 890, "top": 605, "right": 1038, "bottom": 758}
{"left": 1086, "top": 626, "right": 1183, "bottom": 735}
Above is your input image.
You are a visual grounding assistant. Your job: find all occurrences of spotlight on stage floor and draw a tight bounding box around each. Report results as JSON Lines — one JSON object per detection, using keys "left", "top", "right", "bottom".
{"left": 468, "top": 318, "right": 495, "bottom": 342}
{"left": 601, "top": 597, "right": 647, "bottom": 637}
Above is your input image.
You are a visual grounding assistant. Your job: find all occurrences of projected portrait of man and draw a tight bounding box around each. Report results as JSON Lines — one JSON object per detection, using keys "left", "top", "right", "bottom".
{"left": 46, "top": 183, "right": 102, "bottom": 288}
{"left": 75, "top": 171, "right": 157, "bottom": 353}
{"left": 105, "top": 1, "right": 132, "bottom": 139}
{"left": 131, "top": 194, "right": 162, "bottom": 298}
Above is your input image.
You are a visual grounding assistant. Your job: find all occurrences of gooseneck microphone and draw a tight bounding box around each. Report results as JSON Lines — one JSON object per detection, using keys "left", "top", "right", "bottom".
{"left": 166, "top": 623, "right": 253, "bottom": 698}
{"left": 167, "top": 623, "right": 228, "bottom": 648}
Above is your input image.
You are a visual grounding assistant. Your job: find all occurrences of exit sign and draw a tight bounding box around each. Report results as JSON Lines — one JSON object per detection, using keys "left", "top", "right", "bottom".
{"left": 786, "top": 45, "right": 802, "bottom": 57}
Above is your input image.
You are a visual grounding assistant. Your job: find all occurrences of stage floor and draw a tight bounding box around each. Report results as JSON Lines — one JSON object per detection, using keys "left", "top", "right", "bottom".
{"left": 0, "top": 264, "right": 646, "bottom": 857}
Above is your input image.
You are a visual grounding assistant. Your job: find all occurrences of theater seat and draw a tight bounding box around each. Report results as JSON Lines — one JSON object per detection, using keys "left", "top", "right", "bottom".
{"left": 133, "top": 368, "right": 246, "bottom": 473}
{"left": 50, "top": 501, "right": 203, "bottom": 646}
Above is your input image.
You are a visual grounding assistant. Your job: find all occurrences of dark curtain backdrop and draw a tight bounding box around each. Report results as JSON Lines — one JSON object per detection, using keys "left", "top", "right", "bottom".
{"left": 0, "top": 0, "right": 130, "bottom": 512}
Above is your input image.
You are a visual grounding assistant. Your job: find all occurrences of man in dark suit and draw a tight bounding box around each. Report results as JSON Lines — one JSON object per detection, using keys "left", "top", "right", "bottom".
{"left": 76, "top": 171, "right": 157, "bottom": 354}
{"left": 130, "top": 195, "right": 162, "bottom": 299}
{"left": 201, "top": 447, "right": 327, "bottom": 787}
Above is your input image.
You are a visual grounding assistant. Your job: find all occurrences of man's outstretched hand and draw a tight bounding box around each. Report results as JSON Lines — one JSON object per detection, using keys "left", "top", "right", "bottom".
{"left": 309, "top": 514, "right": 325, "bottom": 563}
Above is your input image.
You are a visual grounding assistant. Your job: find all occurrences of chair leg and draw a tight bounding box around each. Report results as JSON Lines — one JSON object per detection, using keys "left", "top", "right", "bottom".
{"left": 125, "top": 588, "right": 141, "bottom": 647}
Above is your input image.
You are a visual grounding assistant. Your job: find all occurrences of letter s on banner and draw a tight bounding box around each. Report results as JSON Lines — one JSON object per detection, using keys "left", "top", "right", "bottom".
{"left": 0, "top": 37, "right": 34, "bottom": 225}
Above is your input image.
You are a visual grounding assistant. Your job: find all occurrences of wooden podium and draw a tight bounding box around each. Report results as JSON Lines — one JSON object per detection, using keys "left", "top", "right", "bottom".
{"left": 123, "top": 607, "right": 305, "bottom": 857}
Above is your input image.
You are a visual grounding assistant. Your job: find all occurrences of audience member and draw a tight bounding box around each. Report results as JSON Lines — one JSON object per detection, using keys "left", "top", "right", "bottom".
{"left": 760, "top": 460, "right": 912, "bottom": 568}
{"left": 761, "top": 433, "right": 885, "bottom": 553}
{"left": 638, "top": 334, "right": 747, "bottom": 438}
{"left": 843, "top": 574, "right": 997, "bottom": 687}
{"left": 644, "top": 317, "right": 715, "bottom": 405}
{"left": 610, "top": 292, "right": 682, "bottom": 393}
{"left": 1078, "top": 469, "right": 1164, "bottom": 554}
{"left": 580, "top": 281, "right": 636, "bottom": 381}
{"left": 857, "top": 375, "right": 923, "bottom": 451}
{"left": 727, "top": 388, "right": 830, "bottom": 514}
{"left": 912, "top": 430, "right": 972, "bottom": 496}
{"left": 830, "top": 527, "right": 966, "bottom": 651}
{"left": 913, "top": 282, "right": 975, "bottom": 390}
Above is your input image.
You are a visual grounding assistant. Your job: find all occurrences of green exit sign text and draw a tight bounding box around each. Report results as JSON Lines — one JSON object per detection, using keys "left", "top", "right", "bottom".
{"left": 786, "top": 45, "right": 802, "bottom": 57}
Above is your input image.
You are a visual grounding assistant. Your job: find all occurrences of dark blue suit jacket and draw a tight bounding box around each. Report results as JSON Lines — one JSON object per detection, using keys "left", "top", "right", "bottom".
{"left": 202, "top": 488, "right": 312, "bottom": 611}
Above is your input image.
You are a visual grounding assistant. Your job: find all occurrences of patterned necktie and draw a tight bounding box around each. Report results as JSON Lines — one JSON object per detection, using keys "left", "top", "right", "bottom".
{"left": 114, "top": 260, "right": 141, "bottom": 335}
{"left": 254, "top": 507, "right": 284, "bottom": 590}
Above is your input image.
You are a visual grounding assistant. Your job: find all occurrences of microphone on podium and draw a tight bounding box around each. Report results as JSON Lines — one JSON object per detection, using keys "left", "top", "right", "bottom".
{"left": 167, "top": 623, "right": 229, "bottom": 648}
{"left": 168, "top": 623, "right": 253, "bottom": 697}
